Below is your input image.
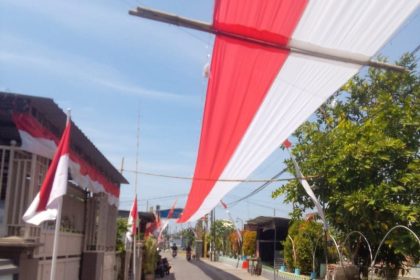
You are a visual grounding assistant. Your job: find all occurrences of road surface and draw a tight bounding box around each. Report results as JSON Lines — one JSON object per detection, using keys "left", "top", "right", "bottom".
{"left": 157, "top": 251, "right": 269, "bottom": 280}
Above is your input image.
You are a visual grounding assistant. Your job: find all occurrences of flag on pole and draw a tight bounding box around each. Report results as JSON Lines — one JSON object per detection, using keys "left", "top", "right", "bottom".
{"left": 126, "top": 195, "right": 138, "bottom": 242}
{"left": 158, "top": 198, "right": 178, "bottom": 243}
{"left": 283, "top": 140, "right": 327, "bottom": 229}
{"left": 23, "top": 119, "right": 71, "bottom": 225}
{"left": 220, "top": 200, "right": 242, "bottom": 243}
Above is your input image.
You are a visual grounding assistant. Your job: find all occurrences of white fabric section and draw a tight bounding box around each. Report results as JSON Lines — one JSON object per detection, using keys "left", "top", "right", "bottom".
{"left": 23, "top": 195, "right": 62, "bottom": 226}
{"left": 185, "top": 0, "right": 418, "bottom": 222}
{"left": 48, "top": 155, "right": 69, "bottom": 205}
{"left": 158, "top": 219, "right": 170, "bottom": 242}
{"left": 126, "top": 213, "right": 135, "bottom": 242}
{"left": 17, "top": 129, "right": 119, "bottom": 206}
{"left": 68, "top": 160, "right": 119, "bottom": 207}
{"left": 19, "top": 130, "right": 56, "bottom": 159}
{"left": 289, "top": 150, "right": 326, "bottom": 228}
{"left": 291, "top": 0, "right": 419, "bottom": 56}
{"left": 23, "top": 154, "right": 69, "bottom": 225}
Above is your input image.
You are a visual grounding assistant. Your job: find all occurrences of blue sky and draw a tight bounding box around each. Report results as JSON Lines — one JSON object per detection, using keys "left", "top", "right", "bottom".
{"left": 1, "top": 0, "right": 419, "bottom": 226}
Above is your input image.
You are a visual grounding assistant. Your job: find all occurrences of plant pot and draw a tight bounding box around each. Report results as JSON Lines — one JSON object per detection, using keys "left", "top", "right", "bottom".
{"left": 242, "top": 260, "right": 249, "bottom": 269}
{"left": 294, "top": 268, "right": 301, "bottom": 275}
{"left": 280, "top": 265, "right": 286, "bottom": 272}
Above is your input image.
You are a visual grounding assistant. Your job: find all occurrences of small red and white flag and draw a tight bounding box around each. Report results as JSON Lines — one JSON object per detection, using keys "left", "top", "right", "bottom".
{"left": 158, "top": 198, "right": 178, "bottom": 243}
{"left": 126, "top": 195, "right": 138, "bottom": 242}
{"left": 283, "top": 139, "right": 327, "bottom": 229}
{"left": 23, "top": 119, "right": 71, "bottom": 225}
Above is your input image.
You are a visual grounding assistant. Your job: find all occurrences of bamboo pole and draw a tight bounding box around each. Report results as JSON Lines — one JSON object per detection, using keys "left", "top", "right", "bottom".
{"left": 129, "top": 7, "right": 406, "bottom": 72}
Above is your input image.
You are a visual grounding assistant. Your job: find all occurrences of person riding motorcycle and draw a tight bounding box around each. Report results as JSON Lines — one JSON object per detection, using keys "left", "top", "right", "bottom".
{"left": 186, "top": 245, "right": 192, "bottom": 261}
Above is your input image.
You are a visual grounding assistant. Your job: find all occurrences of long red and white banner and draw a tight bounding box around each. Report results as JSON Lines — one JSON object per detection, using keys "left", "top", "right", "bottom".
{"left": 13, "top": 113, "right": 120, "bottom": 206}
{"left": 178, "top": 0, "right": 418, "bottom": 223}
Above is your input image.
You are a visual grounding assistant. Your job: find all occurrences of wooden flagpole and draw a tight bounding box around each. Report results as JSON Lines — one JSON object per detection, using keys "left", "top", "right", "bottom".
{"left": 129, "top": 7, "right": 406, "bottom": 72}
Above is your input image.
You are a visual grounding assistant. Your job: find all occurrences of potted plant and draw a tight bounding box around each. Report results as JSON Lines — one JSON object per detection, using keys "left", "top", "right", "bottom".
{"left": 143, "top": 236, "right": 158, "bottom": 280}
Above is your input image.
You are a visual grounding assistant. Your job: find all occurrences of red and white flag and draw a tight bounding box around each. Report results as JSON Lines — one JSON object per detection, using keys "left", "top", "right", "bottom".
{"left": 158, "top": 198, "right": 178, "bottom": 243}
{"left": 220, "top": 200, "right": 242, "bottom": 243}
{"left": 23, "top": 119, "right": 71, "bottom": 225}
{"left": 126, "top": 195, "right": 138, "bottom": 242}
{"left": 283, "top": 140, "right": 327, "bottom": 229}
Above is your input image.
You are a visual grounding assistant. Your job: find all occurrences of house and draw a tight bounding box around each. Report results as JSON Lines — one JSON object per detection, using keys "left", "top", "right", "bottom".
{"left": 246, "top": 216, "right": 290, "bottom": 266}
{"left": 0, "top": 92, "right": 128, "bottom": 280}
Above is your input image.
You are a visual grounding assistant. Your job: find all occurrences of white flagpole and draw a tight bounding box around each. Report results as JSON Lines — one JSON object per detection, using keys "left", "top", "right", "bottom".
{"left": 133, "top": 112, "right": 140, "bottom": 280}
{"left": 50, "top": 110, "right": 70, "bottom": 280}
{"left": 50, "top": 197, "right": 63, "bottom": 280}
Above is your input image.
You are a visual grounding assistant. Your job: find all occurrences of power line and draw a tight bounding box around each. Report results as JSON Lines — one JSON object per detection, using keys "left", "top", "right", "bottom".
{"left": 226, "top": 168, "right": 288, "bottom": 208}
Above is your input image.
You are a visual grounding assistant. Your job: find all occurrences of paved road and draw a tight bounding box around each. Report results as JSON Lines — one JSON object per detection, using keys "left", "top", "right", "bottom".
{"left": 157, "top": 251, "right": 269, "bottom": 280}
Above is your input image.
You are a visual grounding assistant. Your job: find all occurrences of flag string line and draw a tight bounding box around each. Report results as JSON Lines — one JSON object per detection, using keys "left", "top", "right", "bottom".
{"left": 121, "top": 168, "right": 316, "bottom": 182}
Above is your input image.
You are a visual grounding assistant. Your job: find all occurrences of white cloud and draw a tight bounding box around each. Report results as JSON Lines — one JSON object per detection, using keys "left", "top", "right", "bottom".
{"left": 0, "top": 45, "right": 197, "bottom": 104}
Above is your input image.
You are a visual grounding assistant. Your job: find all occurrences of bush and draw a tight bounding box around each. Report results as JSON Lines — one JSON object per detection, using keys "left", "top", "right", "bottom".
{"left": 143, "top": 237, "right": 157, "bottom": 275}
{"left": 284, "top": 220, "right": 323, "bottom": 274}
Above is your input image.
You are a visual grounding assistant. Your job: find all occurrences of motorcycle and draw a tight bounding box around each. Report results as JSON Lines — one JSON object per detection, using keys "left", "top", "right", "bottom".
{"left": 172, "top": 249, "right": 177, "bottom": 258}
{"left": 155, "top": 257, "right": 171, "bottom": 278}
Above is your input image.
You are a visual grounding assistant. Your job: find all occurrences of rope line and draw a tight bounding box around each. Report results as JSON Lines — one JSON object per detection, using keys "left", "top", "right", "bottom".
{"left": 121, "top": 168, "right": 316, "bottom": 182}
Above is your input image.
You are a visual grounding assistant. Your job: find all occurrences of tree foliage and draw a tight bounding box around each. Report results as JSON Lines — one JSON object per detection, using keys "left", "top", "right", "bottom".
{"left": 180, "top": 227, "right": 196, "bottom": 247}
{"left": 229, "top": 231, "right": 242, "bottom": 256}
{"left": 116, "top": 218, "right": 128, "bottom": 253}
{"left": 210, "top": 219, "right": 235, "bottom": 254}
{"left": 273, "top": 54, "right": 420, "bottom": 266}
{"left": 243, "top": 230, "right": 257, "bottom": 257}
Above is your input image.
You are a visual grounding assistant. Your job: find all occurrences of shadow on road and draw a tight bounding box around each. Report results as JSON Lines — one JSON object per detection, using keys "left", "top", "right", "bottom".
{"left": 158, "top": 272, "right": 176, "bottom": 279}
{"left": 189, "top": 260, "right": 242, "bottom": 280}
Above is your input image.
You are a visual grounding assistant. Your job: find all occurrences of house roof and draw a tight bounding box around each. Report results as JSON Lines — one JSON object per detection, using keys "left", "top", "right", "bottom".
{"left": 0, "top": 91, "right": 128, "bottom": 185}
{"left": 246, "top": 216, "right": 290, "bottom": 227}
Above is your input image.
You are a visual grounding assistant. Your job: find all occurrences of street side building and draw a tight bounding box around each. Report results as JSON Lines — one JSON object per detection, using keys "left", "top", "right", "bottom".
{"left": 0, "top": 92, "right": 128, "bottom": 280}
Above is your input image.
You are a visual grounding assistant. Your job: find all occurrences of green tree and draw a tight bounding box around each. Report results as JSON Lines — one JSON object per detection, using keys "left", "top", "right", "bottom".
{"left": 181, "top": 227, "right": 196, "bottom": 247}
{"left": 273, "top": 54, "right": 420, "bottom": 267}
{"left": 116, "top": 218, "right": 128, "bottom": 253}
{"left": 210, "top": 220, "right": 235, "bottom": 254}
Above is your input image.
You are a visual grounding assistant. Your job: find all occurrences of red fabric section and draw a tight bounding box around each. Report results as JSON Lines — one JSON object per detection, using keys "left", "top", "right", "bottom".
{"left": 214, "top": 0, "right": 308, "bottom": 46}
{"left": 37, "top": 120, "right": 70, "bottom": 211}
{"left": 179, "top": 37, "right": 287, "bottom": 222}
{"left": 12, "top": 113, "right": 59, "bottom": 143}
{"left": 179, "top": 0, "right": 307, "bottom": 223}
{"left": 130, "top": 195, "right": 138, "bottom": 235}
{"left": 69, "top": 153, "right": 120, "bottom": 197}
{"left": 12, "top": 113, "right": 120, "bottom": 198}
